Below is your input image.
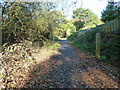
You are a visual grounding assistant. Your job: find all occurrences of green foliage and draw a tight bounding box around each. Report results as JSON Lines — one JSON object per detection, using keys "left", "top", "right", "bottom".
{"left": 2, "top": 2, "right": 32, "bottom": 44}
{"left": 28, "top": 11, "right": 64, "bottom": 42}
{"left": 67, "top": 32, "right": 78, "bottom": 41}
{"left": 1, "top": 2, "right": 68, "bottom": 47}
{"left": 101, "top": 2, "right": 120, "bottom": 22}
{"left": 100, "top": 34, "right": 119, "bottom": 64}
{"left": 72, "top": 8, "right": 101, "bottom": 30}
{"left": 57, "top": 20, "right": 76, "bottom": 38}
{"left": 72, "top": 19, "right": 84, "bottom": 31}
{"left": 68, "top": 29, "right": 119, "bottom": 66}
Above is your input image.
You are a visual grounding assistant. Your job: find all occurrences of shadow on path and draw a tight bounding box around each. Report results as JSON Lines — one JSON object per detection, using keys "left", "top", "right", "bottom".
{"left": 23, "top": 40, "right": 120, "bottom": 88}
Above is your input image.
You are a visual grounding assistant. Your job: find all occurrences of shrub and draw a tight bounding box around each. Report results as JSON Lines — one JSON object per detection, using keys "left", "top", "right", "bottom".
{"left": 67, "top": 32, "right": 78, "bottom": 41}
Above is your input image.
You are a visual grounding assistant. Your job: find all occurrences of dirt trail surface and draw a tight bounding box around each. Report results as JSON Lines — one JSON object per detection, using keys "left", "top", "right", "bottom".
{"left": 23, "top": 40, "right": 120, "bottom": 88}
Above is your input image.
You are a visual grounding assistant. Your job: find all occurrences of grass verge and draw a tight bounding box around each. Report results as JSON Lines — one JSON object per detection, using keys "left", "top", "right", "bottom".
{"left": 68, "top": 29, "right": 119, "bottom": 68}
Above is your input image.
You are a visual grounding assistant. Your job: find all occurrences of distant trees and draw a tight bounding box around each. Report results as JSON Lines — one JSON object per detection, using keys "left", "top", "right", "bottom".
{"left": 101, "top": 1, "right": 120, "bottom": 22}
{"left": 58, "top": 20, "right": 76, "bottom": 38}
{"left": 71, "top": 19, "right": 84, "bottom": 31}
{"left": 72, "top": 8, "right": 101, "bottom": 30}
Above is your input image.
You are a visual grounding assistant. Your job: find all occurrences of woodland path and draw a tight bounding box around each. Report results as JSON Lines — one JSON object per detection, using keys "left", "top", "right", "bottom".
{"left": 24, "top": 40, "right": 119, "bottom": 88}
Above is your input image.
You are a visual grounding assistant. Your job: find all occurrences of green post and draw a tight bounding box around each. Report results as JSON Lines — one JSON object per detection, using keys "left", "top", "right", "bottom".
{"left": 96, "top": 32, "right": 100, "bottom": 59}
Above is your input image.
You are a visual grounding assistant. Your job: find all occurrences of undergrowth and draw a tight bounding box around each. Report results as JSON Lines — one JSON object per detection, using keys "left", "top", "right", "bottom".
{"left": 68, "top": 29, "right": 119, "bottom": 68}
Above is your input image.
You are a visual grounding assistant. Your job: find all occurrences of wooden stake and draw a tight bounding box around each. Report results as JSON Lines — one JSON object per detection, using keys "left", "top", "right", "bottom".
{"left": 96, "top": 32, "right": 100, "bottom": 59}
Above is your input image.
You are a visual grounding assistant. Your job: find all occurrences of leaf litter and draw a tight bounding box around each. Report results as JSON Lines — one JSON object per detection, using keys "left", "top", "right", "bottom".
{"left": 0, "top": 41, "right": 120, "bottom": 88}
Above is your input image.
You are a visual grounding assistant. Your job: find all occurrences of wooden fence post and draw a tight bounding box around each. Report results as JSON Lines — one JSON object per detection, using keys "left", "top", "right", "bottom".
{"left": 96, "top": 32, "right": 100, "bottom": 59}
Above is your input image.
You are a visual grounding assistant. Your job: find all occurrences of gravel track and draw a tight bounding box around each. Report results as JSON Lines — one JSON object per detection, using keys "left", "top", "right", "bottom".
{"left": 23, "top": 40, "right": 120, "bottom": 88}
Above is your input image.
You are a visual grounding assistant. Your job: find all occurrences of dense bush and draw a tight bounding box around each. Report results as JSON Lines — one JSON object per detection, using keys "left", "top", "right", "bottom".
{"left": 1, "top": 2, "right": 74, "bottom": 47}
{"left": 67, "top": 32, "right": 78, "bottom": 41}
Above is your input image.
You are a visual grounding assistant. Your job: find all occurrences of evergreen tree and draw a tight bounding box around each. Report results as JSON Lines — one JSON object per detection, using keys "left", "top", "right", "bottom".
{"left": 101, "top": 1, "right": 120, "bottom": 22}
